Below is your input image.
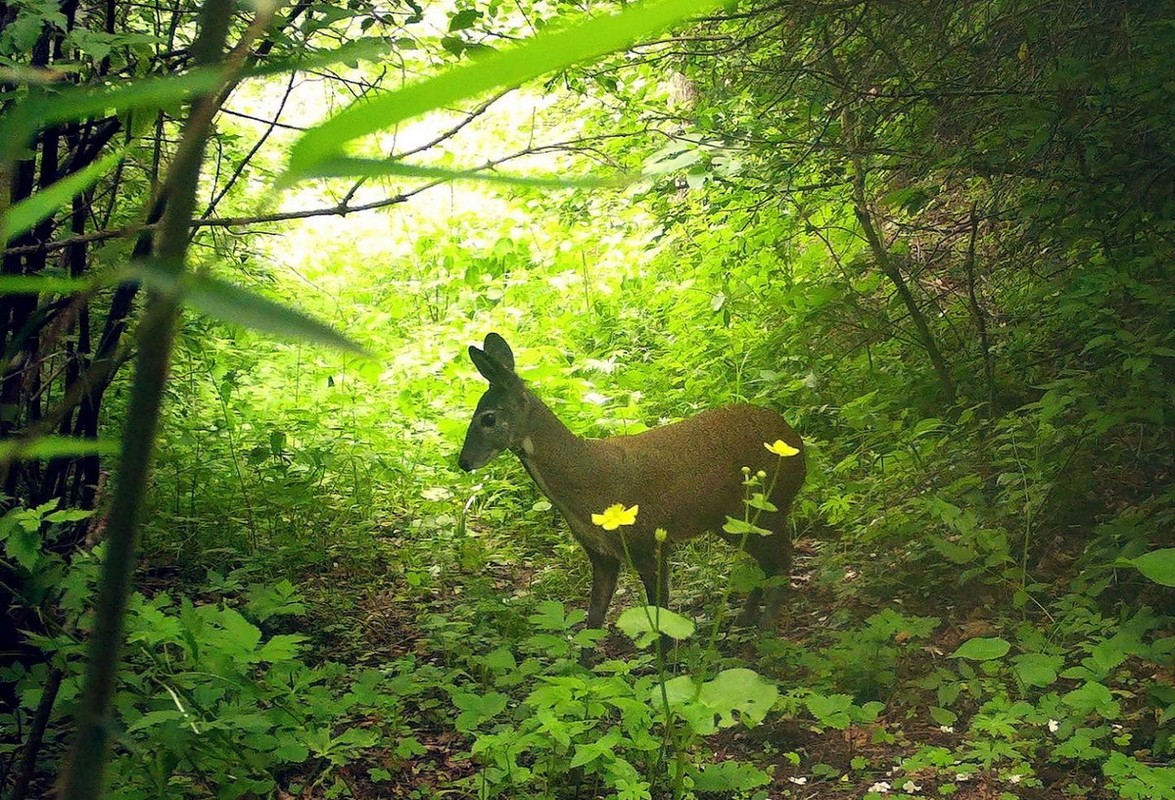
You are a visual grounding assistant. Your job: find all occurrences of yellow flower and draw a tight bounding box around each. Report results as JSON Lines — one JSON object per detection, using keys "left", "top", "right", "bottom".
{"left": 592, "top": 503, "right": 639, "bottom": 530}
{"left": 764, "top": 439, "right": 800, "bottom": 458}
{"left": 654, "top": 528, "right": 668, "bottom": 543}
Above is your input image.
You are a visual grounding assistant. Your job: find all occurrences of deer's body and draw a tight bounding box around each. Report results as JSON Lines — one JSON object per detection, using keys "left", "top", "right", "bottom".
{"left": 459, "top": 333, "right": 805, "bottom": 630}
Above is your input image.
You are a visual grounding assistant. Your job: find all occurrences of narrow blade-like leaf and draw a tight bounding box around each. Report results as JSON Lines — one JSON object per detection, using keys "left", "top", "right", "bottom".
{"left": 3, "top": 150, "right": 126, "bottom": 243}
{"left": 284, "top": 0, "right": 723, "bottom": 181}
{"left": 0, "top": 436, "right": 120, "bottom": 462}
{"left": 0, "top": 275, "right": 97, "bottom": 295}
{"left": 135, "top": 266, "right": 365, "bottom": 354}
{"left": 299, "top": 157, "right": 626, "bottom": 189}
{"left": 0, "top": 39, "right": 390, "bottom": 157}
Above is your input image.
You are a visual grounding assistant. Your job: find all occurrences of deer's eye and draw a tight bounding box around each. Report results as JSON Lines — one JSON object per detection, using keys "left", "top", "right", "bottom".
{"left": 481, "top": 412, "right": 497, "bottom": 428}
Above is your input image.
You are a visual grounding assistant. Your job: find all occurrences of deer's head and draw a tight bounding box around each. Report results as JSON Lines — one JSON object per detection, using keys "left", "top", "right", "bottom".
{"left": 458, "top": 333, "right": 528, "bottom": 471}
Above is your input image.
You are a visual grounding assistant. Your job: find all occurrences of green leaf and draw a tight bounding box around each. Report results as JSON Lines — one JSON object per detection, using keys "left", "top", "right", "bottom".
{"left": 134, "top": 267, "right": 365, "bottom": 354}
{"left": 3, "top": 149, "right": 126, "bottom": 243}
{"left": 5, "top": 525, "right": 41, "bottom": 571}
{"left": 616, "top": 605, "right": 695, "bottom": 645}
{"left": 1012, "top": 652, "right": 1063, "bottom": 687}
{"left": 0, "top": 436, "right": 120, "bottom": 461}
{"left": 284, "top": 0, "right": 725, "bottom": 181}
{"left": 929, "top": 706, "right": 958, "bottom": 726}
{"left": 663, "top": 669, "right": 777, "bottom": 735}
{"left": 1129, "top": 548, "right": 1175, "bottom": 586}
{"left": 45, "top": 508, "right": 93, "bottom": 524}
{"left": 0, "top": 71, "right": 219, "bottom": 158}
{"left": 1063, "top": 681, "right": 1119, "bottom": 718}
{"left": 570, "top": 728, "right": 621, "bottom": 768}
{"left": 218, "top": 607, "right": 263, "bottom": 654}
{"left": 529, "top": 599, "right": 583, "bottom": 630}
{"left": 292, "top": 157, "right": 624, "bottom": 188}
{"left": 451, "top": 690, "right": 509, "bottom": 732}
{"left": 700, "top": 668, "right": 777, "bottom": 728}
{"left": 805, "top": 692, "right": 853, "bottom": 729}
{"left": 256, "top": 634, "right": 306, "bottom": 662}
{"left": 273, "top": 741, "right": 310, "bottom": 763}
{"left": 448, "top": 9, "right": 483, "bottom": 31}
{"left": 930, "top": 535, "right": 977, "bottom": 564}
{"left": 722, "top": 516, "right": 773, "bottom": 537}
{"left": 691, "top": 760, "right": 771, "bottom": 792}
{"left": 125, "top": 710, "right": 188, "bottom": 733}
{"left": 745, "top": 493, "right": 778, "bottom": 513}
{"left": 1, "top": 39, "right": 390, "bottom": 157}
{"left": 0, "top": 275, "right": 97, "bottom": 295}
{"left": 481, "top": 646, "right": 516, "bottom": 672}
{"left": 950, "top": 637, "right": 1011, "bottom": 661}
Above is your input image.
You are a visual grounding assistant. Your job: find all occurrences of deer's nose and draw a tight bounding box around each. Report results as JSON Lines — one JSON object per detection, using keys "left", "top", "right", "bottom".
{"left": 458, "top": 455, "right": 472, "bottom": 471}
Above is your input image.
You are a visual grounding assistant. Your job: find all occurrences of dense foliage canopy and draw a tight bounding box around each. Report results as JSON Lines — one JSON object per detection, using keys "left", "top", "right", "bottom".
{"left": 2, "top": 0, "right": 1173, "bottom": 798}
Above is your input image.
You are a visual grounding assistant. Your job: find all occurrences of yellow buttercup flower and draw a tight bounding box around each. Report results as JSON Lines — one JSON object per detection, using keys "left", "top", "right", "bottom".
{"left": 592, "top": 503, "right": 639, "bottom": 530}
{"left": 764, "top": 439, "right": 800, "bottom": 458}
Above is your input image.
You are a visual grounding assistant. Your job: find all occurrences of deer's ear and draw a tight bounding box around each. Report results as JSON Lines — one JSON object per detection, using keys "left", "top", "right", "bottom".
{"left": 469, "top": 343, "right": 519, "bottom": 388}
{"left": 482, "top": 332, "right": 515, "bottom": 372}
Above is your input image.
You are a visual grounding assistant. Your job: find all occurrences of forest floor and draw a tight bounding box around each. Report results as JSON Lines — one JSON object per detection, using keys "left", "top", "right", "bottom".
{"left": 283, "top": 530, "right": 1117, "bottom": 800}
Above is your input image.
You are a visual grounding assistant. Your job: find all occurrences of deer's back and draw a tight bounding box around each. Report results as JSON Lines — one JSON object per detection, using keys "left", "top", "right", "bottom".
{"left": 578, "top": 404, "right": 804, "bottom": 549}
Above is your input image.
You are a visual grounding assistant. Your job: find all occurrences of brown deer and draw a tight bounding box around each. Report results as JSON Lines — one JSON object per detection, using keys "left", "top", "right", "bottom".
{"left": 458, "top": 333, "right": 805, "bottom": 631}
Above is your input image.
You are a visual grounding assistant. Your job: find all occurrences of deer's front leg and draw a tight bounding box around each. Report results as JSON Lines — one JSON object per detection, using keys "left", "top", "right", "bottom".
{"left": 585, "top": 549, "right": 620, "bottom": 629}
{"left": 635, "top": 549, "right": 670, "bottom": 610}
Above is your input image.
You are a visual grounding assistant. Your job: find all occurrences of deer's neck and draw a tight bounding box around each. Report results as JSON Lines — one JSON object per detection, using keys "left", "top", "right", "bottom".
{"left": 514, "top": 393, "right": 613, "bottom": 516}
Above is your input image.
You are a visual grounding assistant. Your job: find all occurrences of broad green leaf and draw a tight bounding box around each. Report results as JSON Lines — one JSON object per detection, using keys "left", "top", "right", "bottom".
{"left": 660, "top": 669, "right": 777, "bottom": 734}
{"left": 1129, "top": 548, "right": 1175, "bottom": 586}
{"left": 1062, "top": 681, "right": 1119, "bottom": 718}
{"left": 3, "top": 149, "right": 126, "bottom": 243}
{"left": 284, "top": 0, "right": 725, "bottom": 181}
{"left": 930, "top": 535, "right": 977, "bottom": 564}
{"left": 256, "top": 634, "right": 307, "bottom": 662}
{"left": 617, "top": 605, "right": 695, "bottom": 645}
{"left": 481, "top": 646, "right": 516, "bottom": 672}
{"left": 700, "top": 668, "right": 777, "bottom": 729}
{"left": 0, "top": 436, "right": 120, "bottom": 461}
{"left": 722, "top": 516, "right": 773, "bottom": 536}
{"left": 448, "top": 9, "right": 483, "bottom": 31}
{"left": 929, "top": 706, "right": 958, "bottom": 726}
{"left": 569, "top": 728, "right": 621, "bottom": 768}
{"left": 805, "top": 692, "right": 853, "bottom": 729}
{"left": 529, "top": 599, "right": 583, "bottom": 630}
{"left": 745, "top": 493, "right": 778, "bottom": 513}
{"left": 292, "top": 157, "right": 624, "bottom": 188}
{"left": 135, "top": 267, "right": 365, "bottom": 354}
{"left": 691, "top": 760, "right": 771, "bottom": 792}
{"left": 1012, "top": 652, "right": 1063, "bottom": 687}
{"left": 4, "top": 526, "right": 41, "bottom": 571}
{"left": 950, "top": 637, "right": 1010, "bottom": 661}
{"left": 1083, "top": 636, "right": 1130, "bottom": 677}
{"left": 451, "top": 690, "right": 509, "bottom": 731}
{"left": 274, "top": 741, "right": 310, "bottom": 762}
{"left": 1052, "top": 729, "right": 1104, "bottom": 761}
{"left": 218, "top": 607, "right": 263, "bottom": 655}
